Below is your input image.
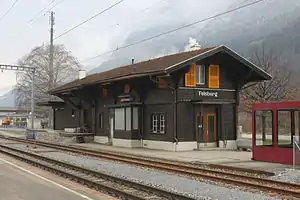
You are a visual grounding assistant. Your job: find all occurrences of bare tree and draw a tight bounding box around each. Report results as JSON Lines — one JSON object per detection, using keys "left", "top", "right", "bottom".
{"left": 240, "top": 45, "right": 298, "bottom": 140}
{"left": 240, "top": 46, "right": 297, "bottom": 112}
{"left": 15, "top": 44, "right": 80, "bottom": 118}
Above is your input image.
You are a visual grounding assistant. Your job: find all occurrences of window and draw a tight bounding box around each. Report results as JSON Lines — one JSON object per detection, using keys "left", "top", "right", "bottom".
{"left": 115, "top": 108, "right": 125, "bottom": 130}
{"left": 102, "top": 88, "right": 107, "bottom": 97}
{"left": 99, "top": 113, "right": 103, "bottom": 129}
{"left": 254, "top": 110, "right": 273, "bottom": 146}
{"left": 208, "top": 64, "right": 220, "bottom": 88}
{"left": 133, "top": 107, "right": 139, "bottom": 130}
{"left": 124, "top": 84, "right": 130, "bottom": 93}
{"left": 196, "top": 65, "right": 205, "bottom": 85}
{"left": 125, "top": 107, "right": 131, "bottom": 131}
{"left": 158, "top": 78, "right": 168, "bottom": 88}
{"left": 114, "top": 107, "right": 139, "bottom": 131}
{"left": 277, "top": 110, "right": 299, "bottom": 148}
{"left": 151, "top": 113, "right": 166, "bottom": 134}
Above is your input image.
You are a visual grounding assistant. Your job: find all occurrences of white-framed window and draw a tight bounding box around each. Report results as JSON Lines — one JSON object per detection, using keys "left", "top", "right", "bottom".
{"left": 196, "top": 64, "right": 205, "bottom": 85}
{"left": 133, "top": 107, "right": 139, "bottom": 130}
{"left": 151, "top": 113, "right": 166, "bottom": 134}
{"left": 115, "top": 108, "right": 125, "bottom": 130}
{"left": 114, "top": 107, "right": 139, "bottom": 131}
{"left": 125, "top": 107, "right": 131, "bottom": 131}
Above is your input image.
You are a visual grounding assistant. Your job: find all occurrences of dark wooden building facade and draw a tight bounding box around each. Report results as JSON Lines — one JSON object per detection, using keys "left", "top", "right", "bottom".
{"left": 49, "top": 46, "right": 271, "bottom": 151}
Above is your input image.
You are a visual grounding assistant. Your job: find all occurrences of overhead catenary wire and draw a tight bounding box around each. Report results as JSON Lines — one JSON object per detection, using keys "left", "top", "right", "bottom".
{"left": 28, "top": 0, "right": 66, "bottom": 25}
{"left": 28, "top": 0, "right": 56, "bottom": 24}
{"left": 53, "top": 0, "right": 126, "bottom": 41}
{"left": 111, "top": 0, "right": 168, "bottom": 28}
{"left": 82, "top": 0, "right": 267, "bottom": 63}
{"left": 0, "top": 0, "right": 20, "bottom": 23}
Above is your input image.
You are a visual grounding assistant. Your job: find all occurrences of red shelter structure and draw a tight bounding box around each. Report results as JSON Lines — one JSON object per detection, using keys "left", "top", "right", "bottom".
{"left": 252, "top": 101, "right": 300, "bottom": 165}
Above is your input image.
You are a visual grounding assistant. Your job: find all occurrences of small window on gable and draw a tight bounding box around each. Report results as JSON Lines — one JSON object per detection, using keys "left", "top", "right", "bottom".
{"left": 185, "top": 63, "right": 196, "bottom": 87}
{"left": 124, "top": 84, "right": 130, "bottom": 93}
{"left": 102, "top": 88, "right": 107, "bottom": 97}
{"left": 196, "top": 64, "right": 205, "bottom": 85}
{"left": 208, "top": 64, "right": 220, "bottom": 88}
{"left": 158, "top": 78, "right": 168, "bottom": 88}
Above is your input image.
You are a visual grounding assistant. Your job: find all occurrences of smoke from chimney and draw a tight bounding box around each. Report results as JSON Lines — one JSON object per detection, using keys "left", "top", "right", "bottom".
{"left": 184, "top": 37, "right": 201, "bottom": 51}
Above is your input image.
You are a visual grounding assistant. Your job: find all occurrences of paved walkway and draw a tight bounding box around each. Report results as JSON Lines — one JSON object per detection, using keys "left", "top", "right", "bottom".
{"left": 73, "top": 143, "right": 290, "bottom": 171}
{"left": 0, "top": 154, "right": 115, "bottom": 200}
{"left": 0, "top": 130, "right": 25, "bottom": 138}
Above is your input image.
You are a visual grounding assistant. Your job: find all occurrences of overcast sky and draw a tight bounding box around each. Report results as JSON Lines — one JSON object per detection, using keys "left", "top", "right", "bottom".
{"left": 0, "top": 0, "right": 278, "bottom": 95}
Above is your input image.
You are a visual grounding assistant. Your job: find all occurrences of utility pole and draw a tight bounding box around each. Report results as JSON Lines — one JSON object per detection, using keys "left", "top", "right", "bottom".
{"left": 31, "top": 69, "right": 35, "bottom": 129}
{"left": 49, "top": 11, "right": 55, "bottom": 128}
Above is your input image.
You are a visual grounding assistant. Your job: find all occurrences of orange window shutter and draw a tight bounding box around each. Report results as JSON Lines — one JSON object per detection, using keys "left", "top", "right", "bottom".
{"left": 208, "top": 64, "right": 220, "bottom": 88}
{"left": 185, "top": 64, "right": 196, "bottom": 87}
{"left": 185, "top": 73, "right": 191, "bottom": 87}
{"left": 190, "top": 63, "right": 196, "bottom": 86}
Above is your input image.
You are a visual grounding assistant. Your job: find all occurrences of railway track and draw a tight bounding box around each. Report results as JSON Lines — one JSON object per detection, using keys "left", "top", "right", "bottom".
{"left": 0, "top": 144, "right": 196, "bottom": 200}
{"left": 1, "top": 136, "right": 300, "bottom": 198}
{"left": 0, "top": 135, "right": 273, "bottom": 177}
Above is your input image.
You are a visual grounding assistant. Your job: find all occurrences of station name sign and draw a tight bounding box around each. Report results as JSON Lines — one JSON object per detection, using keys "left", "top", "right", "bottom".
{"left": 198, "top": 90, "right": 218, "bottom": 98}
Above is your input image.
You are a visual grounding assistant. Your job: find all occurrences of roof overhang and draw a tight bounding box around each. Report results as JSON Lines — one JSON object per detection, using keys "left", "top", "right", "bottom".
{"left": 164, "top": 45, "right": 272, "bottom": 81}
{"left": 50, "top": 45, "right": 272, "bottom": 95}
{"left": 50, "top": 71, "right": 165, "bottom": 94}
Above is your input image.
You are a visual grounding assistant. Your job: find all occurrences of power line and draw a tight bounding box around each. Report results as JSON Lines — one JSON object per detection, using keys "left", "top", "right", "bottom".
{"left": 82, "top": 0, "right": 267, "bottom": 63}
{"left": 0, "top": 0, "right": 20, "bottom": 23}
{"left": 28, "top": 0, "right": 66, "bottom": 25}
{"left": 28, "top": 0, "right": 55, "bottom": 24}
{"left": 110, "top": 0, "right": 168, "bottom": 28}
{"left": 54, "top": 0, "right": 126, "bottom": 41}
{"left": 140, "top": 0, "right": 168, "bottom": 13}
{"left": 46, "top": 0, "right": 66, "bottom": 13}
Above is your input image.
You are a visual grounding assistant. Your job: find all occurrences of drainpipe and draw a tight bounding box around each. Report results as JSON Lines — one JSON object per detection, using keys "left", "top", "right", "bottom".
{"left": 149, "top": 75, "right": 178, "bottom": 150}
{"left": 173, "top": 88, "right": 178, "bottom": 151}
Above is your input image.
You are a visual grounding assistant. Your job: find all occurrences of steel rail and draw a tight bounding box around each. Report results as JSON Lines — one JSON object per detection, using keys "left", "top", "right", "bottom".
{"left": 0, "top": 144, "right": 196, "bottom": 200}
{"left": 1, "top": 136, "right": 300, "bottom": 198}
{"left": 0, "top": 136, "right": 274, "bottom": 177}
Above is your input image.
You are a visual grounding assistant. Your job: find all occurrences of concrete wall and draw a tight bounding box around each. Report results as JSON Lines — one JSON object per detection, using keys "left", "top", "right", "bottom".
{"left": 33, "top": 129, "right": 94, "bottom": 144}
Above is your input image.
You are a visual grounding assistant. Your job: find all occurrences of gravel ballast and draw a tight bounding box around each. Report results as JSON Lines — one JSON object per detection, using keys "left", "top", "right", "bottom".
{"left": 270, "top": 168, "right": 300, "bottom": 183}
{"left": 31, "top": 150, "right": 280, "bottom": 200}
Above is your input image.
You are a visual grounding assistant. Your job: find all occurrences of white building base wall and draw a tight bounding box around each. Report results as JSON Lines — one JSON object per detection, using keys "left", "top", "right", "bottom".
{"left": 142, "top": 140, "right": 175, "bottom": 151}
{"left": 218, "top": 140, "right": 237, "bottom": 149}
{"left": 142, "top": 140, "right": 199, "bottom": 151}
{"left": 94, "top": 136, "right": 109, "bottom": 144}
{"left": 113, "top": 138, "right": 142, "bottom": 148}
{"left": 94, "top": 137, "right": 237, "bottom": 151}
{"left": 176, "top": 141, "right": 198, "bottom": 151}
{"left": 198, "top": 142, "right": 217, "bottom": 148}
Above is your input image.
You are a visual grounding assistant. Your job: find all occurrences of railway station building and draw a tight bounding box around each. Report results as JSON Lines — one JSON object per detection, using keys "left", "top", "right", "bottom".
{"left": 48, "top": 45, "right": 271, "bottom": 151}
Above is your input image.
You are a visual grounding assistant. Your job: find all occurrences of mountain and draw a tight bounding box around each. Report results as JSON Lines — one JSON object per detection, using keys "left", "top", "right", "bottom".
{"left": 89, "top": 0, "right": 300, "bottom": 74}
{"left": 0, "top": 89, "right": 15, "bottom": 108}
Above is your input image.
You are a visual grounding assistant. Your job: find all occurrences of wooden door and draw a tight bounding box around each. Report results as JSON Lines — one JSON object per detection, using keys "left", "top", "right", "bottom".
{"left": 203, "top": 113, "right": 217, "bottom": 143}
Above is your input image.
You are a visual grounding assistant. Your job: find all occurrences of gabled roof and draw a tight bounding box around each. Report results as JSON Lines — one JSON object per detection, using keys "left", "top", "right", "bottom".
{"left": 50, "top": 45, "right": 272, "bottom": 94}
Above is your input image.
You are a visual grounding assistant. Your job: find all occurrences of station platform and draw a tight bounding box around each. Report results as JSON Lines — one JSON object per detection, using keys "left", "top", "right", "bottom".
{"left": 72, "top": 142, "right": 290, "bottom": 172}
{"left": 0, "top": 153, "right": 115, "bottom": 200}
